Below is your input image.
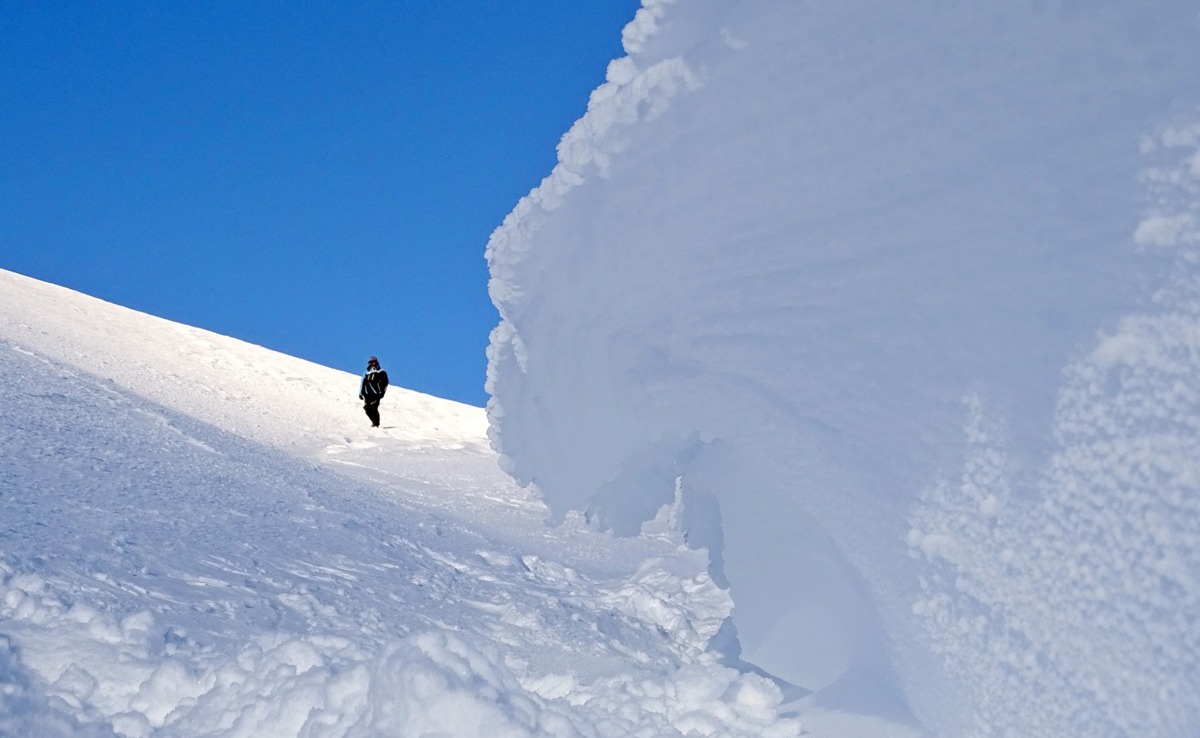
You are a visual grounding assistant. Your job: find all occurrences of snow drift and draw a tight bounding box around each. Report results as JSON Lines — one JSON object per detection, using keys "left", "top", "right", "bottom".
{"left": 485, "top": 1, "right": 1200, "bottom": 735}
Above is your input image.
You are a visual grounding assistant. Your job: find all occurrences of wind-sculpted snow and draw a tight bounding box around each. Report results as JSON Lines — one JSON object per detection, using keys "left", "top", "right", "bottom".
{"left": 486, "top": 0, "right": 1200, "bottom": 734}
{"left": 910, "top": 119, "right": 1200, "bottom": 737}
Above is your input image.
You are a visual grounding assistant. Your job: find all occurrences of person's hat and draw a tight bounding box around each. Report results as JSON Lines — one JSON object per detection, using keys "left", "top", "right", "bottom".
{"left": 368, "top": 356, "right": 379, "bottom": 364}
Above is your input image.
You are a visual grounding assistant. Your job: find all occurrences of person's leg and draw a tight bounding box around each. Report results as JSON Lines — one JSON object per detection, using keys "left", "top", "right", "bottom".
{"left": 364, "top": 400, "right": 380, "bottom": 427}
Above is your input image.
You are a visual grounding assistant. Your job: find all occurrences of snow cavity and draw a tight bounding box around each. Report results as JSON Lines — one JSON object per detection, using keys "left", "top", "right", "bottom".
{"left": 485, "top": 0, "right": 1200, "bottom": 734}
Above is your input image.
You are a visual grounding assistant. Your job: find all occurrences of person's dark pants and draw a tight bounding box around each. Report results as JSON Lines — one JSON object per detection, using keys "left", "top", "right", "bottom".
{"left": 363, "top": 399, "right": 381, "bottom": 427}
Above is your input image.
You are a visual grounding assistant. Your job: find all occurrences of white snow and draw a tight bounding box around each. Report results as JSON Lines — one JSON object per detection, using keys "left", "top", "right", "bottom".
{"left": 8, "top": 1, "right": 1200, "bottom": 735}
{"left": 0, "top": 267, "right": 805, "bottom": 737}
{"left": 485, "top": 1, "right": 1200, "bottom": 736}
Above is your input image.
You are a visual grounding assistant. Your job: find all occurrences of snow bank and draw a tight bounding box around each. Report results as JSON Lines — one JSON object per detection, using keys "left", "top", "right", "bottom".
{"left": 485, "top": 0, "right": 1200, "bottom": 733}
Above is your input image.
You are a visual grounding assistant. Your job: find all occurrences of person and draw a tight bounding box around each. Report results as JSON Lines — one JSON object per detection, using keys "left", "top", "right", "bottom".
{"left": 358, "top": 356, "right": 389, "bottom": 427}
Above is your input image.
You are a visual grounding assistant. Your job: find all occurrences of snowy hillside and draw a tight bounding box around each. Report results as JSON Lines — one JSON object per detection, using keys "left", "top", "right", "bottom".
{"left": 0, "top": 268, "right": 812, "bottom": 737}
{"left": 486, "top": 1, "right": 1200, "bottom": 736}
{"left": 8, "top": 1, "right": 1200, "bottom": 735}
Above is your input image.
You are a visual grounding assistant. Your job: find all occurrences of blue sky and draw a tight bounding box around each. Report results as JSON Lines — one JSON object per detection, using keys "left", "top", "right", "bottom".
{"left": 0, "top": 1, "right": 638, "bottom": 407}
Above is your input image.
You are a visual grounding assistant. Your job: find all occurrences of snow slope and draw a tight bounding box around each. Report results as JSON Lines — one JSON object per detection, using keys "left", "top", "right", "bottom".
{"left": 0, "top": 267, "right": 805, "bottom": 737}
{"left": 485, "top": 1, "right": 1200, "bottom": 736}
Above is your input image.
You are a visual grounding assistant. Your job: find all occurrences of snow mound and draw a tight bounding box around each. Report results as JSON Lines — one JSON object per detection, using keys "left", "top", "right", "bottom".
{"left": 485, "top": 0, "right": 1200, "bottom": 734}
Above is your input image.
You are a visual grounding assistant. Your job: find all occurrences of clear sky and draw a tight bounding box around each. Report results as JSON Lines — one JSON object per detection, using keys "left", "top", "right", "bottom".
{"left": 0, "top": 1, "right": 639, "bottom": 407}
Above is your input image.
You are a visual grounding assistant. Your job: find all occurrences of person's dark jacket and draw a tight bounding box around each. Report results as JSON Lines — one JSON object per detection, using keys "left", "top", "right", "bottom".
{"left": 360, "top": 368, "right": 389, "bottom": 401}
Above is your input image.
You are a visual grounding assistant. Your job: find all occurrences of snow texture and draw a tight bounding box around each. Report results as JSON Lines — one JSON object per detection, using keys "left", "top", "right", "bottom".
{"left": 0, "top": 267, "right": 804, "bottom": 737}
{"left": 909, "top": 118, "right": 1200, "bottom": 737}
{"left": 485, "top": 0, "right": 1200, "bottom": 735}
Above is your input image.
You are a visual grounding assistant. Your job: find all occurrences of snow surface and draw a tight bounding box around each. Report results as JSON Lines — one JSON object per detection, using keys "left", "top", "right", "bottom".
{"left": 0, "top": 267, "right": 810, "bottom": 737}
{"left": 8, "top": 2, "right": 1200, "bottom": 736}
{"left": 485, "top": 1, "right": 1200, "bottom": 736}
